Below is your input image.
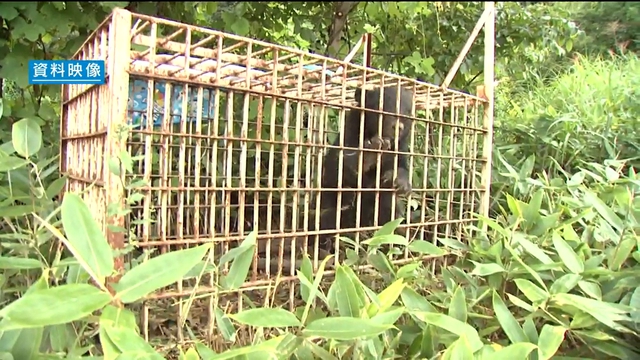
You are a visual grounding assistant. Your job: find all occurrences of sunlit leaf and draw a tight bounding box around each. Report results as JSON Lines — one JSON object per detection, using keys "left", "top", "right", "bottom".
{"left": 113, "top": 244, "right": 210, "bottom": 303}
{"left": 12, "top": 117, "right": 42, "bottom": 158}
{"left": 60, "top": 193, "right": 115, "bottom": 282}
{"left": 0, "top": 284, "right": 111, "bottom": 331}
{"left": 228, "top": 308, "right": 302, "bottom": 328}
{"left": 537, "top": 325, "right": 566, "bottom": 360}
{"left": 302, "top": 317, "right": 393, "bottom": 340}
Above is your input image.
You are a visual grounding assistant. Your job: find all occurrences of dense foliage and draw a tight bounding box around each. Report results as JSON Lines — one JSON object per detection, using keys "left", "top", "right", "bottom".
{"left": 0, "top": 1, "right": 639, "bottom": 359}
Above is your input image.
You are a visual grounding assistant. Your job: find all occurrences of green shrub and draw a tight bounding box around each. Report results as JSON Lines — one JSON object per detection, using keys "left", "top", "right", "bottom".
{"left": 494, "top": 54, "right": 640, "bottom": 177}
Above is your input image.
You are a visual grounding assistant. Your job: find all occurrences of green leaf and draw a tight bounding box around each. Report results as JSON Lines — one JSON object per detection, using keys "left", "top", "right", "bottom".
{"left": 413, "top": 312, "right": 483, "bottom": 352}
{"left": 331, "top": 266, "right": 363, "bottom": 317}
{"left": 61, "top": 193, "right": 115, "bottom": 282}
{"left": 102, "top": 325, "right": 162, "bottom": 359}
{"left": 228, "top": 308, "right": 302, "bottom": 328}
{"left": 513, "top": 232, "right": 554, "bottom": 265}
{"left": 0, "top": 153, "right": 29, "bottom": 172}
{"left": 514, "top": 279, "right": 549, "bottom": 304}
{"left": 448, "top": 286, "right": 467, "bottom": 323}
{"left": 113, "top": 244, "right": 210, "bottom": 303}
{"left": 221, "top": 232, "right": 256, "bottom": 290}
{"left": 470, "top": 262, "right": 505, "bottom": 276}
{"left": 374, "top": 218, "right": 404, "bottom": 236}
{"left": 492, "top": 291, "right": 528, "bottom": 343}
{"left": 549, "top": 273, "right": 582, "bottom": 294}
{"left": 609, "top": 237, "right": 635, "bottom": 271}
{"left": 230, "top": 17, "right": 250, "bottom": 36}
{"left": 214, "top": 307, "right": 236, "bottom": 342}
{"left": 302, "top": 317, "right": 393, "bottom": 340}
{"left": 99, "top": 305, "right": 139, "bottom": 359}
{"left": 0, "top": 256, "right": 42, "bottom": 270}
{"left": 400, "top": 287, "right": 437, "bottom": 313}
{"left": 374, "top": 278, "right": 405, "bottom": 314}
{"left": 630, "top": 287, "right": 640, "bottom": 325}
{"left": 441, "top": 334, "right": 474, "bottom": 360}
{"left": 491, "top": 343, "right": 537, "bottom": 360}
{"left": 583, "top": 189, "right": 624, "bottom": 232}
{"left": 12, "top": 117, "right": 42, "bottom": 158}
{"left": 408, "top": 240, "right": 446, "bottom": 256}
{"left": 364, "top": 234, "right": 408, "bottom": 247}
{"left": 0, "top": 284, "right": 111, "bottom": 331}
{"left": 537, "top": 325, "right": 566, "bottom": 360}
{"left": 577, "top": 280, "right": 602, "bottom": 300}
{"left": 552, "top": 232, "right": 584, "bottom": 274}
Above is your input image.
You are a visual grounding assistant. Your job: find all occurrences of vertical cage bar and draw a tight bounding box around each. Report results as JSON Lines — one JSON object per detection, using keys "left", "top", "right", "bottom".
{"left": 105, "top": 8, "right": 132, "bottom": 285}
{"left": 479, "top": 2, "right": 495, "bottom": 224}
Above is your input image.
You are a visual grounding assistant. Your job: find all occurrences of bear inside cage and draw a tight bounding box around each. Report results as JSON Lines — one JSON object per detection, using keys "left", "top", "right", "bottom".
{"left": 121, "top": 73, "right": 486, "bottom": 279}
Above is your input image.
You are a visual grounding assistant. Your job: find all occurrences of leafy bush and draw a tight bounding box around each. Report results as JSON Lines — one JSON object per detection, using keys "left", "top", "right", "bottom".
{"left": 494, "top": 54, "right": 640, "bottom": 179}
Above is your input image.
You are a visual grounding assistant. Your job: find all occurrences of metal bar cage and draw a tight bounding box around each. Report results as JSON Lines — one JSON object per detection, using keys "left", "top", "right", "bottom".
{"left": 60, "top": 6, "right": 495, "bottom": 347}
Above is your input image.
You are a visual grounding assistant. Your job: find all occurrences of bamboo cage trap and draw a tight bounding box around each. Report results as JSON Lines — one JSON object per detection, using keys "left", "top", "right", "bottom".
{"left": 59, "top": 4, "right": 495, "bottom": 350}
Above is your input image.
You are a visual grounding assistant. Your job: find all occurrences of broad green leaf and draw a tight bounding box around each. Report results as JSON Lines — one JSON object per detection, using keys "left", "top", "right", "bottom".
{"left": 113, "top": 244, "right": 210, "bottom": 303}
{"left": 491, "top": 343, "right": 537, "bottom": 360}
{"left": 214, "top": 307, "right": 236, "bottom": 342}
{"left": 364, "top": 234, "right": 408, "bottom": 247}
{"left": 99, "top": 305, "right": 138, "bottom": 359}
{"left": 331, "top": 266, "right": 361, "bottom": 317}
{"left": 514, "top": 279, "right": 549, "bottom": 304}
{"left": 371, "top": 306, "right": 405, "bottom": 326}
{"left": 183, "top": 348, "right": 200, "bottom": 360}
{"left": 374, "top": 278, "right": 405, "bottom": 314}
{"left": 0, "top": 284, "right": 111, "bottom": 331}
{"left": 504, "top": 242, "right": 548, "bottom": 290}
{"left": 549, "top": 274, "right": 582, "bottom": 294}
{"left": 513, "top": 232, "right": 554, "bottom": 265}
{"left": 630, "top": 287, "right": 640, "bottom": 324}
{"left": 470, "top": 262, "right": 505, "bottom": 276}
{"left": 552, "top": 232, "right": 584, "bottom": 274}
{"left": 0, "top": 154, "right": 28, "bottom": 171}
{"left": 413, "top": 312, "right": 483, "bottom": 352}
{"left": 408, "top": 240, "right": 446, "bottom": 256}
{"left": 552, "top": 293, "right": 632, "bottom": 333}
{"left": 302, "top": 339, "right": 338, "bottom": 360}
{"left": 228, "top": 308, "right": 302, "bottom": 328}
{"left": 492, "top": 291, "right": 527, "bottom": 343}
{"left": 400, "top": 287, "right": 437, "bottom": 313}
{"left": 0, "top": 257, "right": 42, "bottom": 270}
{"left": 9, "top": 327, "right": 42, "bottom": 360}
{"left": 302, "top": 317, "right": 393, "bottom": 340}
{"left": 448, "top": 286, "right": 467, "bottom": 323}
{"left": 103, "top": 325, "right": 162, "bottom": 359}
{"left": 373, "top": 218, "right": 403, "bottom": 236}
{"left": 577, "top": 280, "right": 602, "bottom": 300}
{"left": 583, "top": 189, "right": 624, "bottom": 232}
{"left": 12, "top": 117, "right": 42, "bottom": 158}
{"left": 221, "top": 244, "right": 254, "bottom": 290}
{"left": 537, "top": 325, "right": 566, "bottom": 360}
{"left": 60, "top": 193, "right": 115, "bottom": 282}
{"left": 523, "top": 317, "right": 539, "bottom": 343}
{"left": 441, "top": 333, "right": 474, "bottom": 360}
{"left": 195, "top": 342, "right": 217, "bottom": 359}
{"left": 609, "top": 237, "right": 635, "bottom": 271}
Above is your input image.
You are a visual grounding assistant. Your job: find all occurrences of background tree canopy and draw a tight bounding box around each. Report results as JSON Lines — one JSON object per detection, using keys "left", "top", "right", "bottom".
{"left": 0, "top": 2, "right": 638, "bottom": 359}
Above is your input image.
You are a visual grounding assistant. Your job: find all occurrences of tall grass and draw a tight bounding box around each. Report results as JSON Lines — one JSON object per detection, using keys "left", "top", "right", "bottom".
{"left": 494, "top": 54, "right": 640, "bottom": 177}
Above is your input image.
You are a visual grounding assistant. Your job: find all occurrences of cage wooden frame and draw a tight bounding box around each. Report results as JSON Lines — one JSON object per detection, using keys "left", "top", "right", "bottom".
{"left": 59, "top": 3, "right": 495, "bottom": 347}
